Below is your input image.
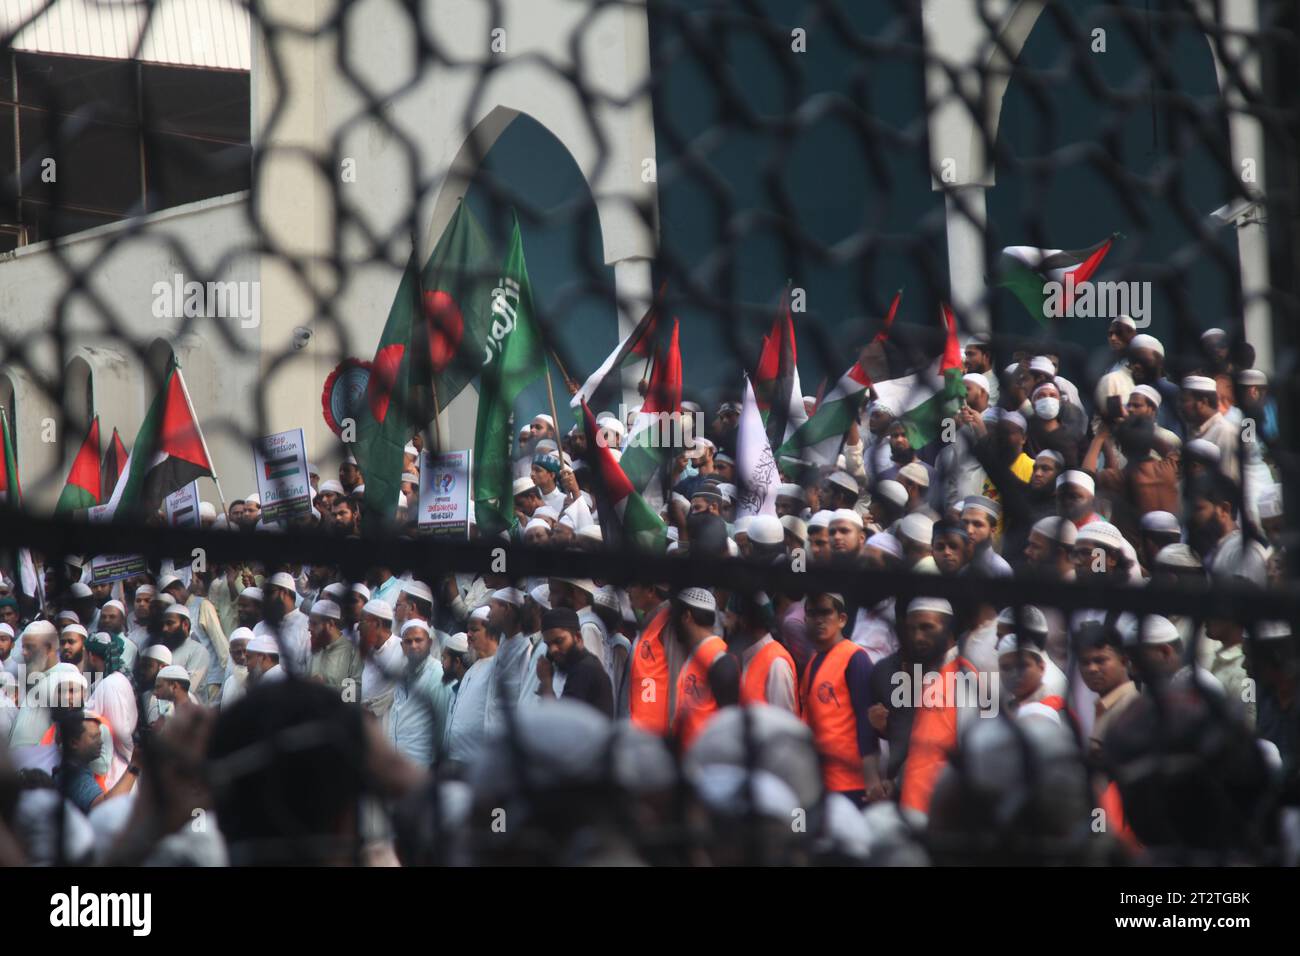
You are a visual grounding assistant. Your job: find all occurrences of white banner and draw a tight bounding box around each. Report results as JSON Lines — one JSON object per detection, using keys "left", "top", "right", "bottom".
{"left": 418, "top": 449, "right": 472, "bottom": 538}
{"left": 164, "top": 481, "right": 201, "bottom": 528}
{"left": 253, "top": 428, "right": 312, "bottom": 522}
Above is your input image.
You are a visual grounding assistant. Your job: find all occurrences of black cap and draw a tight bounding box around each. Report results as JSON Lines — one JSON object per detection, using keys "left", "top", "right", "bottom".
{"left": 541, "top": 606, "right": 581, "bottom": 633}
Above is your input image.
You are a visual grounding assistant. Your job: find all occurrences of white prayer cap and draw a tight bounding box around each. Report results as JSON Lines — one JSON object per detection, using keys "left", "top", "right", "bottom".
{"left": 1140, "top": 511, "right": 1181, "bottom": 534}
{"left": 350, "top": 583, "right": 371, "bottom": 600}
{"left": 163, "top": 603, "right": 191, "bottom": 620}
{"left": 962, "top": 495, "right": 1001, "bottom": 520}
{"left": 228, "top": 626, "right": 254, "bottom": 645}
{"left": 1110, "top": 315, "right": 1138, "bottom": 331}
{"left": 403, "top": 443, "right": 418, "bottom": 456}
{"left": 245, "top": 632, "right": 280, "bottom": 655}
{"left": 490, "top": 587, "right": 526, "bottom": 607}
{"left": 557, "top": 514, "right": 576, "bottom": 530}
{"left": 400, "top": 618, "right": 431, "bottom": 637}
{"left": 469, "top": 605, "right": 491, "bottom": 622}
{"left": 1201, "top": 327, "right": 1227, "bottom": 340}
{"left": 20, "top": 620, "right": 57, "bottom": 640}
{"left": 1003, "top": 362, "right": 1021, "bottom": 376}
{"left": 961, "top": 372, "right": 990, "bottom": 393}
{"left": 158, "top": 594, "right": 177, "bottom": 607}
{"left": 874, "top": 480, "right": 908, "bottom": 509}
{"left": 56, "top": 610, "right": 80, "bottom": 624}
{"left": 354, "top": 484, "right": 366, "bottom": 495}
{"left": 361, "top": 599, "right": 393, "bottom": 621}
{"left": 907, "top": 597, "right": 952, "bottom": 617}
{"left": 528, "top": 585, "right": 551, "bottom": 610}
{"left": 310, "top": 599, "right": 341, "bottom": 620}
{"left": 0, "top": 623, "right": 12, "bottom": 639}
{"left": 1056, "top": 471, "right": 1095, "bottom": 495}
{"left": 995, "top": 634, "right": 1045, "bottom": 659}
{"left": 0, "top": 670, "right": 15, "bottom": 687}
{"left": 239, "top": 586, "right": 263, "bottom": 602}
{"left": 307, "top": 462, "right": 321, "bottom": 475}
{"left": 677, "top": 587, "right": 716, "bottom": 612}
{"left": 47, "top": 663, "right": 88, "bottom": 691}
{"left": 775, "top": 483, "right": 806, "bottom": 502}
{"left": 143, "top": 644, "right": 172, "bottom": 665}
{"left": 1237, "top": 368, "right": 1268, "bottom": 386}
{"left": 60, "top": 623, "right": 88, "bottom": 638}
{"left": 135, "top": 584, "right": 157, "bottom": 597}
{"left": 512, "top": 477, "right": 537, "bottom": 497}
{"left": 1035, "top": 449, "right": 1065, "bottom": 467}
{"left": 158, "top": 664, "right": 190, "bottom": 682}
{"left": 245, "top": 493, "right": 261, "bottom": 507}
{"left": 1031, "top": 516, "right": 1077, "bottom": 545}
{"left": 716, "top": 482, "right": 737, "bottom": 502}
{"left": 400, "top": 579, "right": 433, "bottom": 604}
{"left": 807, "top": 510, "right": 835, "bottom": 530}
{"left": 318, "top": 479, "right": 345, "bottom": 495}
{"left": 826, "top": 471, "right": 858, "bottom": 495}
{"left": 556, "top": 577, "right": 596, "bottom": 595}
{"left": 343, "top": 452, "right": 359, "bottom": 465}
{"left": 1185, "top": 438, "right": 1221, "bottom": 463}
{"left": 534, "top": 505, "right": 559, "bottom": 521}
{"left": 532, "top": 413, "right": 555, "bottom": 427}
{"left": 322, "top": 582, "right": 348, "bottom": 601}
{"left": 1154, "top": 543, "right": 1202, "bottom": 569}
{"left": 748, "top": 514, "right": 785, "bottom": 546}
{"left": 866, "top": 532, "right": 903, "bottom": 560}
{"left": 996, "top": 605, "right": 1048, "bottom": 633}
{"left": 1076, "top": 521, "right": 1125, "bottom": 550}
{"left": 830, "top": 508, "right": 864, "bottom": 529}
{"left": 524, "top": 518, "right": 550, "bottom": 534}
{"left": 1181, "top": 375, "right": 1218, "bottom": 393}
{"left": 1253, "top": 621, "right": 1291, "bottom": 641}
{"left": 897, "top": 462, "right": 930, "bottom": 488}
{"left": 266, "top": 572, "right": 298, "bottom": 594}
{"left": 158, "top": 573, "right": 183, "bottom": 592}
{"left": 198, "top": 501, "right": 217, "bottom": 519}
{"left": 444, "top": 632, "right": 469, "bottom": 653}
{"left": 780, "top": 515, "right": 808, "bottom": 542}
{"left": 866, "top": 399, "right": 895, "bottom": 418}
{"left": 1130, "top": 333, "right": 1164, "bottom": 356}
{"left": 69, "top": 582, "right": 93, "bottom": 599}
{"left": 1130, "top": 384, "right": 1162, "bottom": 408}
{"left": 593, "top": 586, "right": 621, "bottom": 614}
{"left": 1001, "top": 411, "right": 1028, "bottom": 433}
{"left": 897, "top": 512, "right": 934, "bottom": 545}
{"left": 1123, "top": 614, "right": 1181, "bottom": 646}
{"left": 1028, "top": 356, "right": 1056, "bottom": 375}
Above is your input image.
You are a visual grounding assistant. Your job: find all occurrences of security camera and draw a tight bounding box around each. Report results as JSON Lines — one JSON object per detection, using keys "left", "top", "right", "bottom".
{"left": 293, "top": 326, "right": 312, "bottom": 350}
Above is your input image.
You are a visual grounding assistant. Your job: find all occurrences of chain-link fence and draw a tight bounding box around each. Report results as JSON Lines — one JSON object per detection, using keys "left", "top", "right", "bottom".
{"left": 1, "top": 0, "right": 1299, "bottom": 867}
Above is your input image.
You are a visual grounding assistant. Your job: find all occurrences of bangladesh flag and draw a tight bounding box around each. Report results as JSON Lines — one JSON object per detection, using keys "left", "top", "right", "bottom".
{"left": 778, "top": 359, "right": 870, "bottom": 467}
{"left": 101, "top": 427, "right": 127, "bottom": 498}
{"left": 570, "top": 281, "right": 664, "bottom": 411}
{"left": 420, "top": 202, "right": 498, "bottom": 409}
{"left": 472, "top": 212, "right": 548, "bottom": 538}
{"left": 889, "top": 303, "right": 967, "bottom": 453}
{"left": 620, "top": 318, "right": 682, "bottom": 496}
{"left": 995, "top": 235, "right": 1116, "bottom": 323}
{"left": 0, "top": 407, "right": 20, "bottom": 505}
{"left": 55, "top": 416, "right": 102, "bottom": 512}
{"left": 581, "top": 400, "right": 667, "bottom": 552}
{"left": 106, "top": 358, "right": 214, "bottom": 519}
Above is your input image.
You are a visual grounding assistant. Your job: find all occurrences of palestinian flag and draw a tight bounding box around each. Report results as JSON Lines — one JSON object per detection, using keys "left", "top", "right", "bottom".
{"left": 101, "top": 427, "right": 127, "bottom": 496}
{"left": 0, "top": 407, "right": 20, "bottom": 505}
{"left": 753, "top": 291, "right": 807, "bottom": 449}
{"left": 995, "top": 235, "right": 1116, "bottom": 323}
{"left": 859, "top": 290, "right": 909, "bottom": 383}
{"left": 107, "top": 358, "right": 214, "bottom": 519}
{"left": 620, "top": 318, "right": 682, "bottom": 497}
{"left": 778, "top": 359, "right": 870, "bottom": 467}
{"left": 472, "top": 212, "right": 548, "bottom": 538}
{"left": 874, "top": 303, "right": 967, "bottom": 454}
{"left": 570, "top": 281, "right": 664, "bottom": 410}
{"left": 55, "top": 416, "right": 102, "bottom": 512}
{"left": 581, "top": 400, "right": 667, "bottom": 552}
{"left": 355, "top": 248, "right": 425, "bottom": 526}
{"left": 420, "top": 201, "right": 498, "bottom": 409}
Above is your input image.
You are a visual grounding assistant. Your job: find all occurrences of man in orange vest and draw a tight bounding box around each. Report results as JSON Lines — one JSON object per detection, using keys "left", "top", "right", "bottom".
{"left": 800, "top": 591, "right": 881, "bottom": 807}
{"left": 669, "top": 587, "right": 738, "bottom": 750}
{"left": 898, "top": 597, "right": 978, "bottom": 817}
{"left": 626, "top": 581, "right": 682, "bottom": 732}
{"left": 732, "top": 593, "right": 799, "bottom": 715}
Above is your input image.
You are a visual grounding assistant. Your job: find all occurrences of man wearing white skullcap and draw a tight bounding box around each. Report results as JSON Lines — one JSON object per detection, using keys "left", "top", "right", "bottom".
{"left": 1055, "top": 471, "right": 1103, "bottom": 528}
{"left": 220, "top": 627, "right": 255, "bottom": 709}
{"left": 307, "top": 598, "right": 362, "bottom": 693}
{"left": 244, "top": 630, "right": 287, "bottom": 685}
{"left": 8, "top": 621, "right": 60, "bottom": 746}
{"left": 259, "top": 571, "right": 312, "bottom": 676}
{"left": 358, "top": 599, "right": 403, "bottom": 720}
{"left": 160, "top": 603, "right": 211, "bottom": 691}
{"left": 445, "top": 606, "right": 504, "bottom": 770}
{"left": 960, "top": 497, "right": 1012, "bottom": 579}
{"left": 387, "top": 618, "right": 454, "bottom": 766}
{"left": 1137, "top": 511, "right": 1182, "bottom": 569}
{"left": 394, "top": 578, "right": 435, "bottom": 629}
{"left": 805, "top": 510, "right": 835, "bottom": 564}
{"left": 160, "top": 569, "right": 230, "bottom": 706}
{"left": 487, "top": 587, "right": 531, "bottom": 706}
{"left": 1180, "top": 374, "right": 1240, "bottom": 482}
{"left": 827, "top": 508, "right": 866, "bottom": 565}
{"left": 995, "top": 635, "right": 1064, "bottom": 717}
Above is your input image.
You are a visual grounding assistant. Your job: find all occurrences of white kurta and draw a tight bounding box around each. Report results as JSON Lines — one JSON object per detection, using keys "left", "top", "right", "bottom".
{"left": 87, "top": 671, "right": 137, "bottom": 786}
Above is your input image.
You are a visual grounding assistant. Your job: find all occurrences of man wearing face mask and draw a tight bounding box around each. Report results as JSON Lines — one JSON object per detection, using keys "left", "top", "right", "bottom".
{"left": 1026, "top": 382, "right": 1086, "bottom": 469}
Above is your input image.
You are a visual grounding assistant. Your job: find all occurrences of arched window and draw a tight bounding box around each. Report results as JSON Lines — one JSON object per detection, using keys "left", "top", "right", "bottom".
{"left": 64, "top": 356, "right": 94, "bottom": 438}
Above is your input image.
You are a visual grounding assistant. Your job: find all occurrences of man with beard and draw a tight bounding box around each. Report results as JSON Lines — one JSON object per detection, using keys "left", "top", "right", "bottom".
{"left": 1180, "top": 375, "right": 1240, "bottom": 484}
{"left": 262, "top": 572, "right": 312, "bottom": 675}
{"left": 125, "top": 583, "right": 156, "bottom": 648}
{"left": 440, "top": 631, "right": 471, "bottom": 696}
{"left": 386, "top": 619, "right": 453, "bottom": 765}
{"left": 332, "top": 496, "right": 362, "bottom": 536}
{"left": 1084, "top": 416, "right": 1180, "bottom": 544}
{"left": 861, "top": 400, "right": 898, "bottom": 485}
{"left": 1023, "top": 516, "right": 1078, "bottom": 580}
{"left": 880, "top": 420, "right": 934, "bottom": 488}
{"left": 826, "top": 509, "right": 866, "bottom": 566}
{"left": 221, "top": 627, "right": 254, "bottom": 708}
{"left": 667, "top": 588, "right": 737, "bottom": 750}
{"left": 487, "top": 588, "right": 530, "bottom": 709}
{"left": 59, "top": 623, "right": 89, "bottom": 675}
{"left": 445, "top": 606, "right": 502, "bottom": 768}
{"left": 307, "top": 599, "right": 363, "bottom": 692}
{"left": 358, "top": 599, "right": 404, "bottom": 721}
{"left": 960, "top": 496, "right": 1013, "bottom": 578}
{"left": 732, "top": 592, "right": 799, "bottom": 715}
{"left": 0, "top": 620, "right": 20, "bottom": 681}
{"left": 135, "top": 644, "right": 174, "bottom": 725}
{"left": 538, "top": 606, "right": 614, "bottom": 717}
{"left": 934, "top": 372, "right": 994, "bottom": 510}
{"left": 800, "top": 591, "right": 881, "bottom": 806}
{"left": 8, "top": 621, "right": 60, "bottom": 746}
{"left": 235, "top": 585, "right": 264, "bottom": 631}
{"left": 159, "top": 573, "right": 229, "bottom": 705}
{"left": 1189, "top": 474, "right": 1268, "bottom": 587}
{"left": 1056, "top": 471, "right": 1104, "bottom": 529}
{"left": 626, "top": 581, "right": 680, "bottom": 729}
{"left": 153, "top": 664, "right": 196, "bottom": 718}
{"left": 244, "top": 631, "right": 287, "bottom": 685}
{"left": 157, "top": 604, "right": 211, "bottom": 690}
{"left": 963, "top": 334, "right": 999, "bottom": 404}
{"left": 1127, "top": 333, "right": 1182, "bottom": 437}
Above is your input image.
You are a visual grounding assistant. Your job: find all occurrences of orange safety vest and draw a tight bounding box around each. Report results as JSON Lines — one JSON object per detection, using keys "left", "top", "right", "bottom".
{"left": 741, "top": 638, "right": 800, "bottom": 716}
{"left": 629, "top": 608, "right": 672, "bottom": 735}
{"left": 899, "top": 655, "right": 975, "bottom": 815}
{"left": 800, "top": 639, "right": 866, "bottom": 792}
{"left": 673, "top": 635, "right": 729, "bottom": 750}
{"left": 40, "top": 710, "right": 109, "bottom": 792}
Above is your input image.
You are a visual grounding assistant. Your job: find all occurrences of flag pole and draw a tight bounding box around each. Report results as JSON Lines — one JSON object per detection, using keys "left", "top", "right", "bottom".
{"left": 172, "top": 359, "right": 228, "bottom": 517}
{"left": 430, "top": 379, "right": 443, "bottom": 454}
{"left": 543, "top": 354, "right": 562, "bottom": 448}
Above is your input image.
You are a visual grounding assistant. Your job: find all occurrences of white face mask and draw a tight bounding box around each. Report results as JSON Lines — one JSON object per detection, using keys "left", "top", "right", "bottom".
{"left": 1034, "top": 397, "right": 1060, "bottom": 420}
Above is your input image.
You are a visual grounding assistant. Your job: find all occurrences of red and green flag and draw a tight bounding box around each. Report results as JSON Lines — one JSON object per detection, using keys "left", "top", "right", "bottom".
{"left": 753, "top": 290, "right": 807, "bottom": 449}
{"left": 55, "top": 416, "right": 102, "bottom": 512}
{"left": 106, "top": 358, "right": 214, "bottom": 519}
{"left": 569, "top": 281, "right": 664, "bottom": 411}
{"left": 0, "top": 407, "right": 20, "bottom": 505}
{"left": 581, "top": 400, "right": 667, "bottom": 552}
{"left": 995, "top": 235, "right": 1116, "bottom": 323}
{"left": 620, "top": 318, "right": 682, "bottom": 496}
{"left": 890, "top": 303, "right": 967, "bottom": 453}
{"left": 778, "top": 359, "right": 871, "bottom": 467}
{"left": 472, "top": 212, "right": 549, "bottom": 538}
{"left": 101, "top": 427, "right": 127, "bottom": 500}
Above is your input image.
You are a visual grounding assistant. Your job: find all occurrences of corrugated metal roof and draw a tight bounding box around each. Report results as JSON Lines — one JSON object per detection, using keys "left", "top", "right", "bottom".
{"left": 1, "top": 0, "right": 250, "bottom": 71}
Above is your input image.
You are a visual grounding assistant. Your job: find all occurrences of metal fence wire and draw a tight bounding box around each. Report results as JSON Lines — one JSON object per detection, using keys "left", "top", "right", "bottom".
{"left": 1, "top": 0, "right": 1299, "bottom": 867}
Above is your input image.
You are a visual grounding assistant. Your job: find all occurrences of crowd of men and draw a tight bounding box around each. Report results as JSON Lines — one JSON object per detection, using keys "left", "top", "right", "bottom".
{"left": 0, "top": 317, "right": 1296, "bottom": 865}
